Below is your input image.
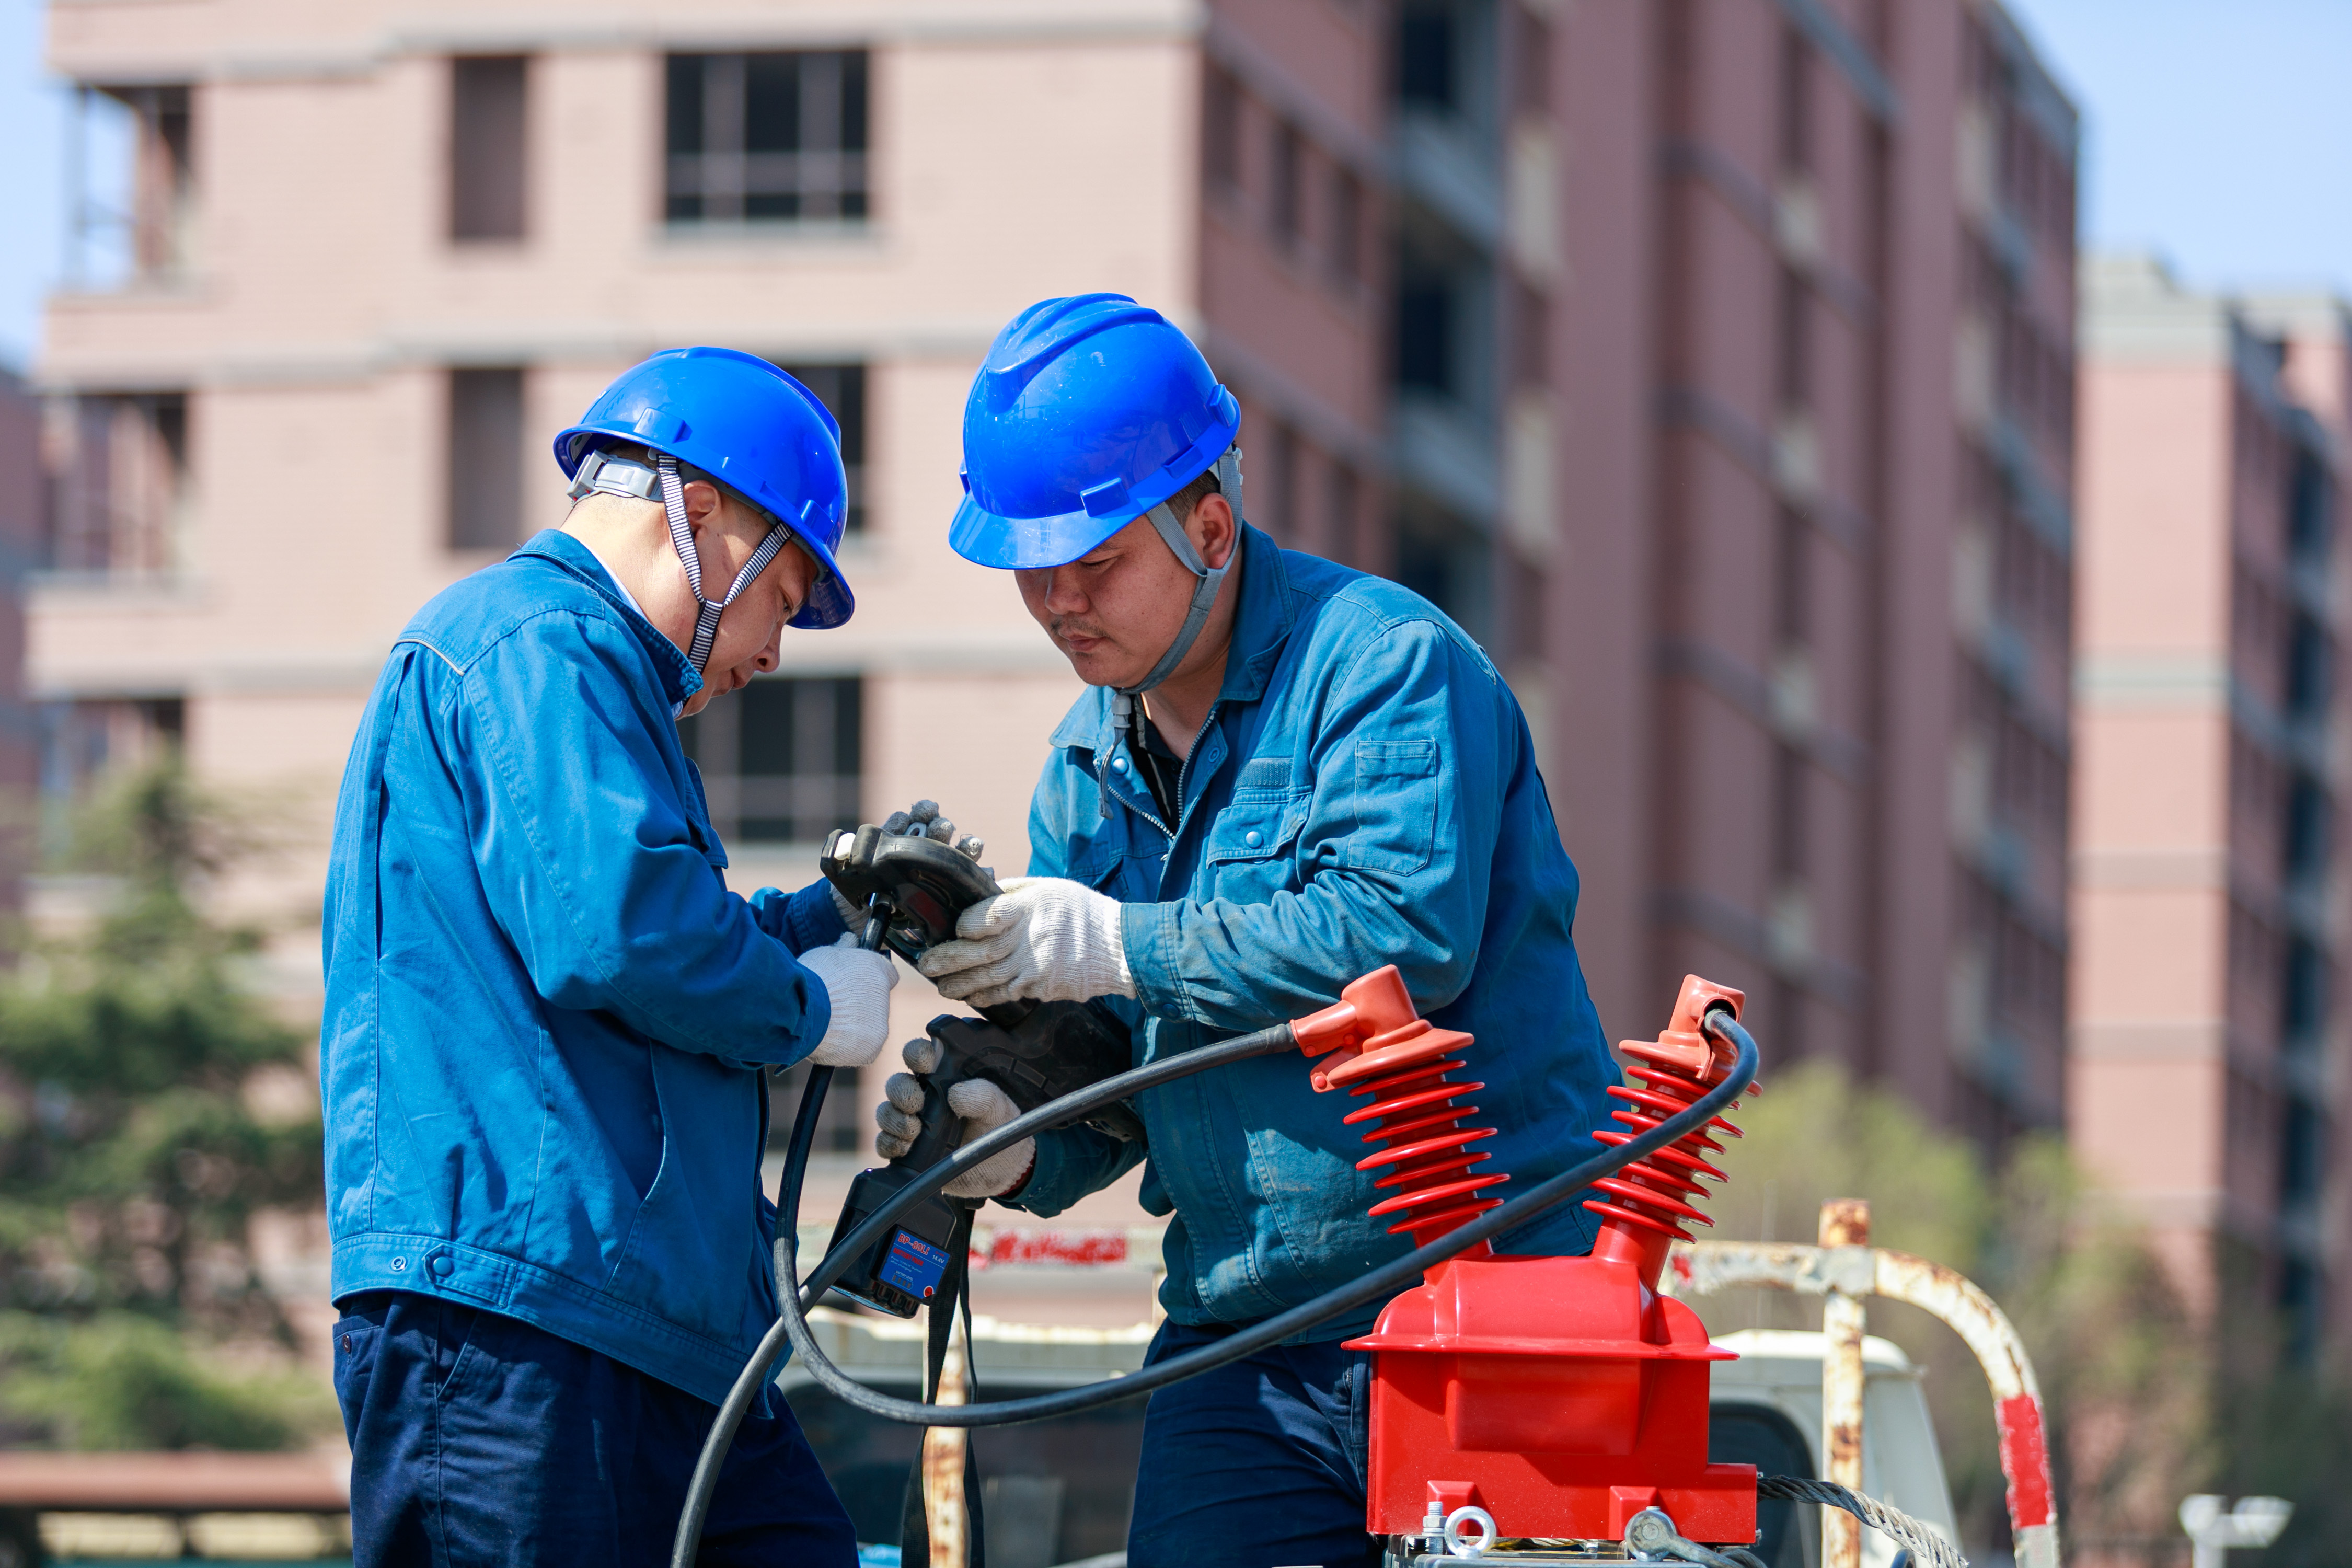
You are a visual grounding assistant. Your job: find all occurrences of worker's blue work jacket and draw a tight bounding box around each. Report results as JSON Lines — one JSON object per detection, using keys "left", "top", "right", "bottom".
{"left": 319, "top": 530, "right": 847, "bottom": 1405}
{"left": 1007, "top": 524, "right": 1618, "bottom": 1339}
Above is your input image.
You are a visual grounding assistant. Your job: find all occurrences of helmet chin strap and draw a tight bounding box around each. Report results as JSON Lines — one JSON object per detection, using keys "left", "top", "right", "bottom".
{"left": 1102, "top": 445, "right": 1242, "bottom": 816}
{"left": 655, "top": 454, "right": 793, "bottom": 675}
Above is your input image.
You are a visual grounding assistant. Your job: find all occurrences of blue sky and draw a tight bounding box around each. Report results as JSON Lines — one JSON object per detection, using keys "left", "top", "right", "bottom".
{"left": 2003, "top": 0, "right": 2352, "bottom": 295}
{"left": 1, "top": 0, "right": 2347, "bottom": 371}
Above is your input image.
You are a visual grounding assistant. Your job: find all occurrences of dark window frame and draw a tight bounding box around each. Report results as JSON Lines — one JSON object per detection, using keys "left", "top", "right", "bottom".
{"left": 450, "top": 55, "right": 529, "bottom": 243}
{"left": 41, "top": 389, "right": 189, "bottom": 574}
{"left": 446, "top": 366, "right": 526, "bottom": 552}
{"left": 665, "top": 51, "right": 871, "bottom": 224}
{"left": 1270, "top": 119, "right": 1306, "bottom": 249}
{"left": 678, "top": 674, "right": 864, "bottom": 846}
{"left": 1327, "top": 165, "right": 1365, "bottom": 286}
{"left": 1203, "top": 65, "right": 1242, "bottom": 195}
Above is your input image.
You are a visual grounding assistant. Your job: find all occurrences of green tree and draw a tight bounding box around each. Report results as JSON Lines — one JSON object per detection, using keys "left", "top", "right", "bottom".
{"left": 0, "top": 762, "right": 329, "bottom": 1449}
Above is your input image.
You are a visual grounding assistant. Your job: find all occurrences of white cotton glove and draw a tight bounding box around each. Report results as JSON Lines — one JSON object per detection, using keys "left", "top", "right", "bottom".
{"left": 797, "top": 933, "right": 899, "bottom": 1067}
{"left": 827, "top": 801, "right": 987, "bottom": 928}
{"left": 916, "top": 877, "right": 1133, "bottom": 1009}
{"left": 874, "top": 1036, "right": 1035, "bottom": 1198}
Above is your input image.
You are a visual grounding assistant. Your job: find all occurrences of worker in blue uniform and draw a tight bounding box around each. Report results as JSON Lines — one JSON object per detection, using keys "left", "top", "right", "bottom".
{"left": 320, "top": 349, "right": 900, "bottom": 1567}
{"left": 884, "top": 296, "right": 1622, "bottom": 1568}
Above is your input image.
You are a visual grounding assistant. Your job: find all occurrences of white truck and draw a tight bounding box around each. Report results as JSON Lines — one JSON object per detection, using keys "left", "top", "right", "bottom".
{"left": 779, "top": 1316, "right": 1964, "bottom": 1568}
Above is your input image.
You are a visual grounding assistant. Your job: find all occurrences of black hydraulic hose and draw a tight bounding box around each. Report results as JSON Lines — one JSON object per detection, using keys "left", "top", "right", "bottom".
{"left": 779, "top": 1009, "right": 1758, "bottom": 1428}
{"left": 670, "top": 1063, "right": 835, "bottom": 1568}
{"left": 672, "top": 1017, "right": 1301, "bottom": 1566}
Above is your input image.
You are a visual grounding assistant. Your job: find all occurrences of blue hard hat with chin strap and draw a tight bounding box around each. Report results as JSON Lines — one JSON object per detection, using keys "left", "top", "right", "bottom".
{"left": 951, "top": 294, "right": 1245, "bottom": 736}
{"left": 554, "top": 347, "right": 855, "bottom": 659}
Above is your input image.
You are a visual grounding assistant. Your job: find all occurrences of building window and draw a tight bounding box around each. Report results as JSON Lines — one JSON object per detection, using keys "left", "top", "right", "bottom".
{"left": 1323, "top": 462, "right": 1361, "bottom": 566}
{"left": 40, "top": 391, "right": 187, "bottom": 574}
{"left": 450, "top": 56, "right": 528, "bottom": 242}
{"left": 1270, "top": 121, "right": 1305, "bottom": 248}
{"left": 39, "top": 697, "right": 185, "bottom": 849}
{"left": 1508, "top": 277, "right": 1549, "bottom": 387}
{"left": 1396, "top": 280, "right": 1453, "bottom": 394}
{"left": 665, "top": 52, "right": 869, "bottom": 224}
{"left": 1261, "top": 422, "right": 1301, "bottom": 543}
{"left": 1775, "top": 25, "right": 1813, "bottom": 174}
{"left": 1203, "top": 66, "right": 1241, "bottom": 194}
{"left": 447, "top": 367, "right": 525, "bottom": 552}
{"left": 1396, "top": 5, "right": 1458, "bottom": 112}
{"left": 1512, "top": 3, "right": 1553, "bottom": 117}
{"left": 776, "top": 363, "right": 866, "bottom": 533}
{"left": 67, "top": 84, "right": 194, "bottom": 285}
{"left": 1328, "top": 167, "right": 1364, "bottom": 285}
{"left": 678, "top": 676, "right": 862, "bottom": 845}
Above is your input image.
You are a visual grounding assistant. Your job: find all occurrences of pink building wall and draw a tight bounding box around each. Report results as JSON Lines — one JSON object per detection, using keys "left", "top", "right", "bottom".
{"left": 2076, "top": 255, "right": 2352, "bottom": 1347}
{"left": 1543, "top": 0, "right": 2074, "bottom": 1142}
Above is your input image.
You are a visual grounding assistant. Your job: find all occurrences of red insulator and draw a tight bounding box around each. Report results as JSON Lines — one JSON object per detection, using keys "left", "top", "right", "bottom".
{"left": 1293, "top": 966, "right": 1508, "bottom": 1251}
{"left": 1585, "top": 976, "right": 1754, "bottom": 1289}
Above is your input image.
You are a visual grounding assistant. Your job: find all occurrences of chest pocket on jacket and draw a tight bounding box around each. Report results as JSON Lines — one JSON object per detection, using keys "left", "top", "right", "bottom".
{"left": 1203, "top": 791, "right": 1311, "bottom": 902}
{"left": 1343, "top": 740, "right": 1438, "bottom": 874}
{"left": 1070, "top": 845, "right": 1162, "bottom": 904}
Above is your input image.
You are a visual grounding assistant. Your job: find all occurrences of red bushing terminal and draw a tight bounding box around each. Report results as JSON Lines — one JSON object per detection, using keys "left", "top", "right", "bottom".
{"left": 1299, "top": 969, "right": 1761, "bottom": 1546}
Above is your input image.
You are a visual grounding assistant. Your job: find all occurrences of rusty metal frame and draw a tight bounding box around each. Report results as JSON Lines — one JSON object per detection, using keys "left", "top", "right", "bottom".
{"left": 1667, "top": 1228, "right": 2059, "bottom": 1568}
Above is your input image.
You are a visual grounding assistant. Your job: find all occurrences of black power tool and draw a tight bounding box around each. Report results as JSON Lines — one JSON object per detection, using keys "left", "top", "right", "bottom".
{"left": 817, "top": 824, "right": 1141, "bottom": 1317}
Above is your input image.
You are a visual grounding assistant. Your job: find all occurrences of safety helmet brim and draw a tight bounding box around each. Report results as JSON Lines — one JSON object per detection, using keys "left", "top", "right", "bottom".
{"left": 782, "top": 540, "right": 855, "bottom": 630}
{"left": 948, "top": 495, "right": 1127, "bottom": 572}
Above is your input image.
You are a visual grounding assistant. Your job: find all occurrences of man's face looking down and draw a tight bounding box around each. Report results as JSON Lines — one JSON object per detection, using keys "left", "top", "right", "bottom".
{"left": 676, "top": 479, "right": 818, "bottom": 718}
{"left": 563, "top": 473, "right": 820, "bottom": 719}
{"left": 1015, "top": 491, "right": 1239, "bottom": 691}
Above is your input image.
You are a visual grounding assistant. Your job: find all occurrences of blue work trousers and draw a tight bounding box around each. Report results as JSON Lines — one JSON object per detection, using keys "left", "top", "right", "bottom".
{"left": 1127, "top": 1321, "right": 1380, "bottom": 1568}
{"left": 332, "top": 1290, "right": 855, "bottom": 1568}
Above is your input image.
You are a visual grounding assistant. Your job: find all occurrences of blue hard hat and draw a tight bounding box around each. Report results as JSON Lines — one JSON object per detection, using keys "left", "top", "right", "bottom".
{"left": 951, "top": 294, "right": 1241, "bottom": 570}
{"left": 554, "top": 347, "right": 854, "bottom": 629}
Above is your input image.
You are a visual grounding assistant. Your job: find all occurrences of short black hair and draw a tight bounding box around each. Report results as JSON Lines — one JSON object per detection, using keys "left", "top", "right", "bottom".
{"left": 1167, "top": 467, "right": 1222, "bottom": 522}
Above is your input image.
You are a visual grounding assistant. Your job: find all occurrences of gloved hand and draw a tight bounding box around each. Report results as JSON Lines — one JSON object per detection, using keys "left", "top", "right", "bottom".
{"left": 917, "top": 877, "right": 1133, "bottom": 1009}
{"left": 796, "top": 933, "right": 899, "bottom": 1067}
{"left": 874, "top": 1036, "right": 1035, "bottom": 1198}
{"left": 827, "top": 800, "right": 987, "bottom": 928}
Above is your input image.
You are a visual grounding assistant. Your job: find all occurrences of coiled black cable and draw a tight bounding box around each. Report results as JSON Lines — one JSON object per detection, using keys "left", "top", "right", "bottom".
{"left": 673, "top": 1008, "right": 1758, "bottom": 1564}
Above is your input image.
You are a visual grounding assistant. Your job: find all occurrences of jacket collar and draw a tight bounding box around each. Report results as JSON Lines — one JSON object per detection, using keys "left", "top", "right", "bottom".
{"left": 1048, "top": 522, "right": 1297, "bottom": 754}
{"left": 513, "top": 529, "right": 705, "bottom": 709}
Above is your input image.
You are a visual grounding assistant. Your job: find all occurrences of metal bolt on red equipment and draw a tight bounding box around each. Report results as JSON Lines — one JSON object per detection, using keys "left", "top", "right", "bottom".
{"left": 1293, "top": 969, "right": 1761, "bottom": 1548}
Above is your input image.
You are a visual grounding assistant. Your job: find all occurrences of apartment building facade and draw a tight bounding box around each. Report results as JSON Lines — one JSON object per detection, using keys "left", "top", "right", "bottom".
{"left": 34, "top": 0, "right": 2072, "bottom": 1147}
{"left": 1543, "top": 0, "right": 2077, "bottom": 1139}
{"left": 2074, "top": 255, "right": 2352, "bottom": 1352}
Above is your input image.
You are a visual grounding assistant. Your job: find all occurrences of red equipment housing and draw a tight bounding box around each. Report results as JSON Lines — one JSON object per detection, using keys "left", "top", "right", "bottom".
{"left": 1294, "top": 969, "right": 1761, "bottom": 1545}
